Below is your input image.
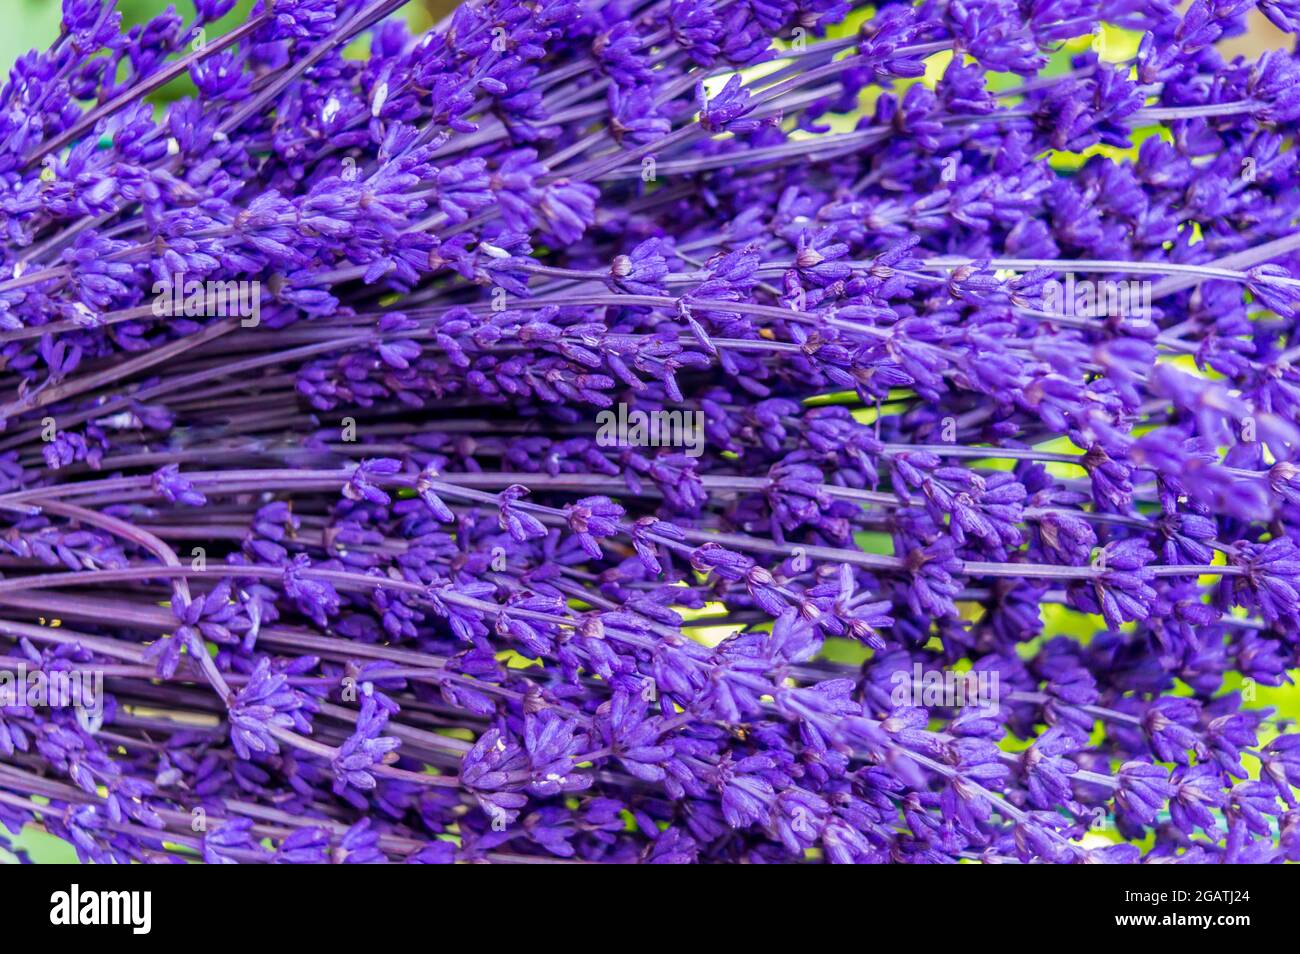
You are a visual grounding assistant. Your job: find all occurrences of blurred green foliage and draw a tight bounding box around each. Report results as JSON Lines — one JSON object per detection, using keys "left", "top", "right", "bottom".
{"left": 0, "top": 0, "right": 63, "bottom": 74}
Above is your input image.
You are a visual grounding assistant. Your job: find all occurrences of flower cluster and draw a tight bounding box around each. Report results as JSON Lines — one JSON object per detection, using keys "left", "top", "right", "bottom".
{"left": 1, "top": 0, "right": 1300, "bottom": 864}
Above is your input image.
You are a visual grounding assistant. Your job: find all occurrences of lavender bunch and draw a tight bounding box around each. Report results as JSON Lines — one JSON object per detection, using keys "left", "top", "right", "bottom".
{"left": 2, "top": 0, "right": 1300, "bottom": 865}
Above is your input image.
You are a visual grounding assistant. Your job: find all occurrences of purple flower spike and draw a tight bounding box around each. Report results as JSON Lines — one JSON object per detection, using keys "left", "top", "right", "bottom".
{"left": 1, "top": 0, "right": 1300, "bottom": 868}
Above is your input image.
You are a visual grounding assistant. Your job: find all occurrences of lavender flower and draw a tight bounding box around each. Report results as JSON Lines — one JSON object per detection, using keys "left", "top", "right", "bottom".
{"left": 0, "top": 0, "right": 1299, "bottom": 867}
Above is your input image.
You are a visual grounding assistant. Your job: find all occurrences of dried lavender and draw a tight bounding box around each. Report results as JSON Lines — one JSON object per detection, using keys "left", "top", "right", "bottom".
{"left": 1, "top": 0, "right": 1300, "bottom": 864}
